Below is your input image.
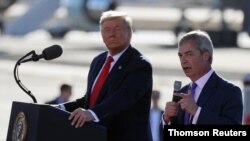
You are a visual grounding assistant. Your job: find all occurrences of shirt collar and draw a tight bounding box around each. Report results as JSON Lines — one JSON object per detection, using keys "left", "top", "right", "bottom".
{"left": 193, "top": 69, "right": 214, "bottom": 90}
{"left": 107, "top": 46, "right": 129, "bottom": 63}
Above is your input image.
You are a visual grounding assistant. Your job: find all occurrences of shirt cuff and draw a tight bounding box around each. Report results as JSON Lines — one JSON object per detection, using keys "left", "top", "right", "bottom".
{"left": 162, "top": 115, "right": 166, "bottom": 126}
{"left": 87, "top": 109, "right": 100, "bottom": 122}
{"left": 59, "top": 104, "right": 66, "bottom": 111}
{"left": 161, "top": 113, "right": 171, "bottom": 126}
{"left": 192, "top": 106, "right": 201, "bottom": 124}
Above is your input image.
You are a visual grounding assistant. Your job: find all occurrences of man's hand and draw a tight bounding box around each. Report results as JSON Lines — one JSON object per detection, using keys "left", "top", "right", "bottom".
{"left": 163, "top": 101, "right": 180, "bottom": 123}
{"left": 68, "top": 108, "right": 94, "bottom": 128}
{"left": 175, "top": 93, "right": 198, "bottom": 116}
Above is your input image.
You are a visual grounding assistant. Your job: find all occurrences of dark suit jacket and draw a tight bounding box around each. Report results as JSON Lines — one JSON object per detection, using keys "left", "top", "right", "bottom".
{"left": 64, "top": 46, "right": 153, "bottom": 141}
{"left": 172, "top": 72, "right": 243, "bottom": 124}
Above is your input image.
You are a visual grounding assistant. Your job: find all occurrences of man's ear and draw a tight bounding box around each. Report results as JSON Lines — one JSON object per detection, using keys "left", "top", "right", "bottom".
{"left": 203, "top": 51, "right": 210, "bottom": 61}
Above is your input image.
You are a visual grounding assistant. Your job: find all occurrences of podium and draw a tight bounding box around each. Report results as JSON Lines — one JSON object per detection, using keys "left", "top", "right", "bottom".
{"left": 7, "top": 101, "right": 106, "bottom": 141}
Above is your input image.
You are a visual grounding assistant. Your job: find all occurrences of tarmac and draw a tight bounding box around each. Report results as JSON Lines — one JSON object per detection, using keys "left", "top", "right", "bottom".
{"left": 1, "top": 30, "right": 250, "bottom": 75}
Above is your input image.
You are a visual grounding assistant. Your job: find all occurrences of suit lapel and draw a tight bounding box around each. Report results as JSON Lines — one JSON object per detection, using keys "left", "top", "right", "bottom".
{"left": 89, "top": 55, "right": 107, "bottom": 90}
{"left": 197, "top": 72, "right": 218, "bottom": 107}
{"left": 95, "top": 46, "right": 133, "bottom": 104}
{"left": 85, "top": 52, "right": 107, "bottom": 107}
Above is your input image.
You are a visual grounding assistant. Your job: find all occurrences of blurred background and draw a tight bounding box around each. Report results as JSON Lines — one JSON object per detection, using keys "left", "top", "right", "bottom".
{"left": 1, "top": 0, "right": 250, "bottom": 140}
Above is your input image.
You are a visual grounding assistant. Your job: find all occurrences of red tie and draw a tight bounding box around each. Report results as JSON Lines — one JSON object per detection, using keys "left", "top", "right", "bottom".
{"left": 89, "top": 56, "right": 114, "bottom": 108}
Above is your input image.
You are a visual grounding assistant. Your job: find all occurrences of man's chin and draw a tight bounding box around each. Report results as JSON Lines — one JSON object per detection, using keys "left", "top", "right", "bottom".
{"left": 184, "top": 72, "right": 192, "bottom": 78}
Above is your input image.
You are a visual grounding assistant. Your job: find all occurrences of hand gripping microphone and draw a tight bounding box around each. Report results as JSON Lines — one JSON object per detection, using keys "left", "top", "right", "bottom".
{"left": 169, "top": 81, "right": 182, "bottom": 123}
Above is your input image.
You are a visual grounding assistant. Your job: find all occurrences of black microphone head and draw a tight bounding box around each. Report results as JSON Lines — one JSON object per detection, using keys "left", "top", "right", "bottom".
{"left": 172, "top": 80, "right": 182, "bottom": 102}
{"left": 174, "top": 81, "right": 182, "bottom": 92}
{"left": 42, "top": 45, "right": 63, "bottom": 60}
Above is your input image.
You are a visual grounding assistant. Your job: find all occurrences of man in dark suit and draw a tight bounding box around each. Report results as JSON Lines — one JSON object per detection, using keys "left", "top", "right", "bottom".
{"left": 60, "top": 11, "right": 153, "bottom": 141}
{"left": 45, "top": 84, "right": 72, "bottom": 105}
{"left": 163, "top": 30, "right": 243, "bottom": 125}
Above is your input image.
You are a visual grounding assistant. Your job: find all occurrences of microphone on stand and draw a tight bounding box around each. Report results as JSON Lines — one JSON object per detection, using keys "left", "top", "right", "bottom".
{"left": 21, "top": 45, "right": 63, "bottom": 63}
{"left": 14, "top": 45, "right": 63, "bottom": 103}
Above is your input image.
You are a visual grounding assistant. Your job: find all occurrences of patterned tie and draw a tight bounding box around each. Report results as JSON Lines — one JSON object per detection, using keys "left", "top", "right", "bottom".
{"left": 184, "top": 82, "right": 197, "bottom": 124}
{"left": 89, "top": 56, "right": 114, "bottom": 108}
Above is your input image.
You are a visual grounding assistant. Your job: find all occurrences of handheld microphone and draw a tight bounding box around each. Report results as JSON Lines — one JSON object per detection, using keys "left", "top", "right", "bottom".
{"left": 21, "top": 45, "right": 63, "bottom": 63}
{"left": 172, "top": 80, "right": 182, "bottom": 102}
{"left": 169, "top": 81, "right": 182, "bottom": 123}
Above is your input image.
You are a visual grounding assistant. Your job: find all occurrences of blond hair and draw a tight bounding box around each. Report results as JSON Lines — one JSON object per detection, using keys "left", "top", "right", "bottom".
{"left": 99, "top": 10, "right": 133, "bottom": 33}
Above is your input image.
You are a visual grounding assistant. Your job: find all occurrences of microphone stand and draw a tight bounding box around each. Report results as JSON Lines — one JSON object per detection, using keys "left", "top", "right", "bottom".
{"left": 14, "top": 50, "right": 37, "bottom": 103}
